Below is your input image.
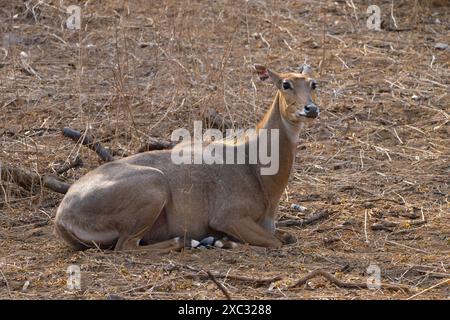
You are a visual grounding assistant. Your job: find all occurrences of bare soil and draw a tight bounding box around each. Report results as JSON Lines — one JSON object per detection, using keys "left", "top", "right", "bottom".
{"left": 0, "top": 0, "right": 449, "bottom": 299}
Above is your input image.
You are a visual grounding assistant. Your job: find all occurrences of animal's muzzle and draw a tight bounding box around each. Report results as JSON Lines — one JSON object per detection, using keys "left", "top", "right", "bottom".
{"left": 303, "top": 103, "right": 319, "bottom": 118}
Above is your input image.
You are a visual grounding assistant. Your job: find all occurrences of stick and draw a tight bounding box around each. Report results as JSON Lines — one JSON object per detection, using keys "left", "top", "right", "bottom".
{"left": 385, "top": 240, "right": 429, "bottom": 254}
{"left": 289, "top": 269, "right": 412, "bottom": 292}
{"left": 0, "top": 161, "right": 70, "bottom": 194}
{"left": 364, "top": 209, "right": 369, "bottom": 243}
{"left": 359, "top": 197, "right": 405, "bottom": 205}
{"left": 167, "top": 262, "right": 281, "bottom": 288}
{"left": 220, "top": 274, "right": 282, "bottom": 284}
{"left": 415, "top": 270, "right": 450, "bottom": 279}
{"left": 205, "top": 270, "right": 232, "bottom": 300}
{"left": 184, "top": 272, "right": 282, "bottom": 285}
{"left": 138, "top": 137, "right": 176, "bottom": 152}
{"left": 277, "top": 210, "right": 331, "bottom": 227}
{"left": 62, "top": 127, "right": 114, "bottom": 162}
{"left": 56, "top": 156, "right": 83, "bottom": 175}
{"left": 372, "top": 220, "right": 427, "bottom": 232}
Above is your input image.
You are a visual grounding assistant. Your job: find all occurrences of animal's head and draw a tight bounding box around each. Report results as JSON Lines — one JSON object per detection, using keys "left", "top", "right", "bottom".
{"left": 254, "top": 64, "right": 320, "bottom": 123}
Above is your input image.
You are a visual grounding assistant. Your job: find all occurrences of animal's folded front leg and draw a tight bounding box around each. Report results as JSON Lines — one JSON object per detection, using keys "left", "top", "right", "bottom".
{"left": 211, "top": 216, "right": 282, "bottom": 248}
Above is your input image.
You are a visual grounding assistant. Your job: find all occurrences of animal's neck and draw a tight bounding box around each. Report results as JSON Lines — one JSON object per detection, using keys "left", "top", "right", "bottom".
{"left": 256, "top": 91, "right": 300, "bottom": 206}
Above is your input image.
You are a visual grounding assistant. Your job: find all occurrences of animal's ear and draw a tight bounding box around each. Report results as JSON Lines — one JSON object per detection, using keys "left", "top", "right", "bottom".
{"left": 254, "top": 64, "right": 282, "bottom": 88}
{"left": 299, "top": 64, "right": 313, "bottom": 76}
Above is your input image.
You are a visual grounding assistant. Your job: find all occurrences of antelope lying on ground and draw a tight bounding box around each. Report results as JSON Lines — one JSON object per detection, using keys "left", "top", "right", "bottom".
{"left": 54, "top": 64, "right": 320, "bottom": 251}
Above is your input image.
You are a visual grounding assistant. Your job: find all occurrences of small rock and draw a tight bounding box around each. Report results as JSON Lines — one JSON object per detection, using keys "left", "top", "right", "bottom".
{"left": 199, "top": 236, "right": 215, "bottom": 247}
{"left": 190, "top": 239, "right": 200, "bottom": 248}
{"left": 290, "top": 204, "right": 307, "bottom": 212}
{"left": 434, "top": 43, "right": 449, "bottom": 50}
{"left": 331, "top": 196, "right": 341, "bottom": 205}
{"left": 363, "top": 202, "right": 375, "bottom": 209}
{"left": 214, "top": 240, "right": 224, "bottom": 248}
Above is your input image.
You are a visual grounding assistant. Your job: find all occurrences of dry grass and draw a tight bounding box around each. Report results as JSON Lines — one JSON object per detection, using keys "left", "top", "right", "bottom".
{"left": 0, "top": 0, "right": 449, "bottom": 299}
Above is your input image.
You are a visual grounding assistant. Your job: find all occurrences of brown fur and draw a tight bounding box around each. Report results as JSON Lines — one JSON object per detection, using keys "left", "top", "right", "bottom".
{"left": 54, "top": 65, "right": 319, "bottom": 251}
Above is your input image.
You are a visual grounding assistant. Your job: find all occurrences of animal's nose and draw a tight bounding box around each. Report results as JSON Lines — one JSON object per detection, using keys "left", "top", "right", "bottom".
{"left": 303, "top": 103, "right": 319, "bottom": 118}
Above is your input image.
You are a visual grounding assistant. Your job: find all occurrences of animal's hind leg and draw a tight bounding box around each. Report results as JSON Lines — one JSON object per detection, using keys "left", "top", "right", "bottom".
{"left": 112, "top": 168, "right": 172, "bottom": 251}
{"left": 114, "top": 200, "right": 168, "bottom": 251}
{"left": 113, "top": 171, "right": 194, "bottom": 253}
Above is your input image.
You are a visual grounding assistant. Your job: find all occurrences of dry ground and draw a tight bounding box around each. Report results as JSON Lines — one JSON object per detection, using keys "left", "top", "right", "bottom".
{"left": 0, "top": 0, "right": 449, "bottom": 299}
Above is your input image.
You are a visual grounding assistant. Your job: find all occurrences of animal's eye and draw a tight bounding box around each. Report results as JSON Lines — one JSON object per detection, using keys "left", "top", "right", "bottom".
{"left": 311, "top": 81, "right": 317, "bottom": 90}
{"left": 282, "top": 81, "right": 292, "bottom": 90}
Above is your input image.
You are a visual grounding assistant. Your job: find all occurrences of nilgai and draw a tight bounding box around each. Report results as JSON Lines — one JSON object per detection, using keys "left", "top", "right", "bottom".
{"left": 54, "top": 64, "right": 320, "bottom": 251}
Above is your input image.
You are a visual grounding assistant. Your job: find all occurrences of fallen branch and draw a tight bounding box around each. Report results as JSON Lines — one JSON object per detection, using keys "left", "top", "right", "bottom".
{"left": 277, "top": 210, "right": 332, "bottom": 227}
{"left": 62, "top": 127, "right": 114, "bottom": 162}
{"left": 289, "top": 269, "right": 412, "bottom": 293}
{"left": 205, "top": 270, "right": 232, "bottom": 300}
{"left": 218, "top": 274, "right": 282, "bottom": 284}
{"left": 138, "top": 137, "right": 176, "bottom": 152}
{"left": 359, "top": 197, "right": 405, "bottom": 206}
{"left": 416, "top": 270, "right": 450, "bottom": 279}
{"left": 55, "top": 156, "right": 83, "bottom": 175}
{"left": 184, "top": 271, "right": 281, "bottom": 285}
{"left": 371, "top": 219, "right": 427, "bottom": 232}
{"left": 0, "top": 161, "right": 70, "bottom": 194}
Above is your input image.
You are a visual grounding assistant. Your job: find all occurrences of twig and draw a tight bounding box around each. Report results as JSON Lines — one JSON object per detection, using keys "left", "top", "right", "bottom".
{"left": 62, "top": 127, "right": 114, "bottom": 162}
{"left": 220, "top": 274, "right": 282, "bottom": 284}
{"left": 415, "top": 270, "right": 450, "bottom": 279}
{"left": 392, "top": 128, "right": 403, "bottom": 144}
{"left": 364, "top": 209, "right": 369, "bottom": 243}
{"left": 0, "top": 161, "right": 70, "bottom": 194}
{"left": 137, "top": 138, "right": 176, "bottom": 152}
{"left": 406, "top": 279, "right": 449, "bottom": 300}
{"left": 385, "top": 240, "right": 429, "bottom": 254}
{"left": 184, "top": 272, "right": 282, "bottom": 285}
{"left": 289, "top": 270, "right": 365, "bottom": 289}
{"left": 277, "top": 210, "right": 331, "bottom": 227}
{"left": 56, "top": 156, "right": 83, "bottom": 175}
{"left": 371, "top": 219, "right": 427, "bottom": 232}
{"left": 289, "top": 269, "right": 412, "bottom": 292}
{"left": 175, "top": 261, "right": 283, "bottom": 285}
{"left": 371, "top": 220, "right": 398, "bottom": 231}
{"left": 359, "top": 197, "right": 405, "bottom": 205}
{"left": 390, "top": 0, "right": 398, "bottom": 30}
{"left": 0, "top": 269, "right": 11, "bottom": 297}
{"left": 205, "top": 270, "right": 232, "bottom": 300}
